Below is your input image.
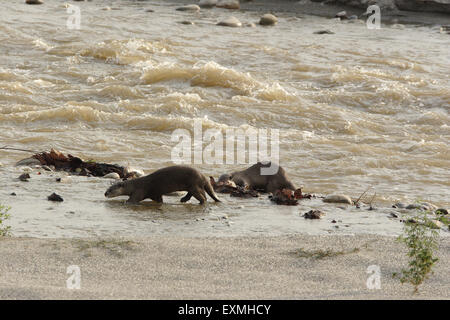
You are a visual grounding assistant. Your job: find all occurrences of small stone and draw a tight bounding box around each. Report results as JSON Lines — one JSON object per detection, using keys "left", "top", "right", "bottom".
{"left": 244, "top": 22, "right": 256, "bottom": 27}
{"left": 47, "top": 193, "right": 63, "bottom": 202}
{"left": 389, "top": 213, "right": 398, "bottom": 218}
{"left": 41, "top": 165, "right": 52, "bottom": 171}
{"left": 314, "top": 30, "right": 334, "bottom": 34}
{"left": 217, "top": 16, "right": 242, "bottom": 27}
{"left": 176, "top": 4, "right": 201, "bottom": 12}
{"left": 199, "top": 0, "right": 217, "bottom": 8}
{"left": 18, "top": 173, "right": 30, "bottom": 182}
{"left": 103, "top": 172, "right": 120, "bottom": 179}
{"left": 393, "top": 202, "right": 406, "bottom": 209}
{"left": 145, "top": 9, "right": 154, "bottom": 12}
{"left": 405, "top": 202, "right": 437, "bottom": 211}
{"left": 323, "top": 194, "right": 353, "bottom": 205}
{"left": 10, "top": 192, "right": 16, "bottom": 196}
{"left": 335, "top": 11, "right": 348, "bottom": 20}
{"left": 259, "top": 13, "right": 277, "bottom": 26}
{"left": 124, "top": 166, "right": 145, "bottom": 178}
{"left": 303, "top": 210, "right": 325, "bottom": 219}
{"left": 179, "top": 20, "right": 195, "bottom": 25}
{"left": 440, "top": 25, "right": 450, "bottom": 34}
{"left": 331, "top": 219, "right": 337, "bottom": 223}
{"left": 436, "top": 208, "right": 448, "bottom": 215}
{"left": 26, "top": 0, "right": 44, "bottom": 4}
{"left": 427, "top": 220, "right": 443, "bottom": 229}
{"left": 217, "top": 0, "right": 240, "bottom": 9}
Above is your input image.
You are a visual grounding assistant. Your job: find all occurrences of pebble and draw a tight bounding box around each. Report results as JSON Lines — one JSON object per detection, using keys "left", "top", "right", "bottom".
{"left": 199, "top": 0, "right": 217, "bottom": 8}
{"left": 428, "top": 220, "right": 443, "bottom": 229}
{"left": 217, "top": 0, "right": 240, "bottom": 9}
{"left": 217, "top": 16, "right": 242, "bottom": 27}
{"left": 436, "top": 208, "right": 448, "bottom": 215}
{"left": 103, "top": 172, "right": 121, "bottom": 179}
{"left": 259, "top": 13, "right": 278, "bottom": 26}
{"left": 179, "top": 20, "right": 195, "bottom": 25}
{"left": 405, "top": 202, "right": 437, "bottom": 211}
{"left": 314, "top": 30, "right": 334, "bottom": 34}
{"left": 323, "top": 194, "right": 353, "bottom": 205}
{"left": 41, "top": 165, "right": 52, "bottom": 171}
{"left": 26, "top": 0, "right": 44, "bottom": 4}
{"left": 18, "top": 173, "right": 30, "bottom": 182}
{"left": 10, "top": 192, "right": 16, "bottom": 196}
{"left": 302, "top": 210, "right": 325, "bottom": 219}
{"left": 125, "top": 166, "right": 145, "bottom": 177}
{"left": 176, "top": 4, "right": 201, "bottom": 12}
{"left": 145, "top": 9, "right": 154, "bottom": 12}
{"left": 47, "top": 193, "right": 64, "bottom": 202}
{"left": 335, "top": 11, "right": 348, "bottom": 20}
{"left": 440, "top": 25, "right": 450, "bottom": 34}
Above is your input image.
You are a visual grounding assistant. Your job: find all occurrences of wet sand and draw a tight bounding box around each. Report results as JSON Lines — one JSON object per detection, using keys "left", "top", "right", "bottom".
{"left": 0, "top": 234, "right": 448, "bottom": 299}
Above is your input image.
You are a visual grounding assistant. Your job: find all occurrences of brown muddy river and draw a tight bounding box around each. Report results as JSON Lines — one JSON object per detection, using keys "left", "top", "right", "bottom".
{"left": 0, "top": 0, "right": 449, "bottom": 238}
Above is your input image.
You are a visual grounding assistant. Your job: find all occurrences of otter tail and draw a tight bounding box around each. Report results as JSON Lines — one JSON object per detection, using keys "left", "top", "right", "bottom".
{"left": 205, "top": 179, "right": 221, "bottom": 202}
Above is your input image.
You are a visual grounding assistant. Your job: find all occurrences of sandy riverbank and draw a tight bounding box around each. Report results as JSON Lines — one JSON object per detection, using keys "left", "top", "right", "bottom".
{"left": 0, "top": 234, "right": 448, "bottom": 299}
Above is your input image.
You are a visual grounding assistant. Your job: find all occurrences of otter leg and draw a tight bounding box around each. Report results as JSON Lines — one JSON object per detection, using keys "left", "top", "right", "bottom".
{"left": 180, "top": 192, "right": 192, "bottom": 203}
{"left": 127, "top": 191, "right": 145, "bottom": 204}
{"left": 192, "top": 188, "right": 207, "bottom": 205}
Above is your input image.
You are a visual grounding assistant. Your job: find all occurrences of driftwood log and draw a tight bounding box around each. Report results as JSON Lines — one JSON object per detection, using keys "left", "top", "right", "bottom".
{"left": 17, "top": 149, "right": 138, "bottom": 179}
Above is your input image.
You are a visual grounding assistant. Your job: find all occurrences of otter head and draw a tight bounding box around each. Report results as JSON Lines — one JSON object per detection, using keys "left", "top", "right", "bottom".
{"left": 104, "top": 181, "right": 126, "bottom": 198}
{"left": 218, "top": 174, "right": 232, "bottom": 183}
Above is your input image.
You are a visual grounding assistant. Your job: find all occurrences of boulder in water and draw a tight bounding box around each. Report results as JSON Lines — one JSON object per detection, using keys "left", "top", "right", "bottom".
{"left": 302, "top": 210, "right": 325, "bottom": 219}
{"left": 259, "top": 13, "right": 278, "bottom": 26}
{"left": 217, "top": 16, "right": 242, "bottom": 27}
{"left": 199, "top": 0, "right": 217, "bottom": 8}
{"left": 323, "top": 194, "right": 353, "bottom": 205}
{"left": 217, "top": 0, "right": 240, "bottom": 9}
{"left": 176, "top": 4, "right": 201, "bottom": 12}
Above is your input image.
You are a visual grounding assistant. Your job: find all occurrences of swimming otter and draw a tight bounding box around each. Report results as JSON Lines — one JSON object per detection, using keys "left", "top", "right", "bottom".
{"left": 104, "top": 165, "right": 220, "bottom": 204}
{"left": 228, "top": 162, "right": 296, "bottom": 193}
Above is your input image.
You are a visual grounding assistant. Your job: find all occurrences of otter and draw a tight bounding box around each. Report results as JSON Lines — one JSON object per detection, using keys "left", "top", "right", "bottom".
{"left": 227, "top": 162, "right": 296, "bottom": 193}
{"left": 104, "top": 165, "right": 220, "bottom": 204}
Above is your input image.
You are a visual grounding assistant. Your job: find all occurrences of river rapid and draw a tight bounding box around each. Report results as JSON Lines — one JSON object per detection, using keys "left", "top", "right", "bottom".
{"left": 0, "top": 0, "right": 449, "bottom": 238}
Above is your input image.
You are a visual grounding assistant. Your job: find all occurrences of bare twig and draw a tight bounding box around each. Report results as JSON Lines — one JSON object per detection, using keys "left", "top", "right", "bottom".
{"left": 355, "top": 187, "right": 372, "bottom": 206}
{"left": 368, "top": 192, "right": 377, "bottom": 210}
{"left": 0, "top": 146, "right": 39, "bottom": 153}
